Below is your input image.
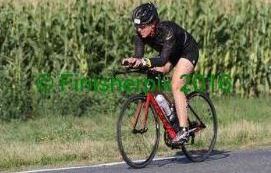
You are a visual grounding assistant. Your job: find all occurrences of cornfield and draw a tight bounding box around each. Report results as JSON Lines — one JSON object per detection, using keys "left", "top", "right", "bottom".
{"left": 0, "top": 0, "right": 270, "bottom": 120}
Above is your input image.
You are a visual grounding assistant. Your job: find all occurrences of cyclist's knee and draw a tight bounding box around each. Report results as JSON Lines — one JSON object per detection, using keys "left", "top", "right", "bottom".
{"left": 171, "top": 79, "right": 185, "bottom": 93}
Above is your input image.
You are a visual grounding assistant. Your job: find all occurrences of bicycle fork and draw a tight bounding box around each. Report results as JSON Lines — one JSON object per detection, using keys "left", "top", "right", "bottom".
{"left": 131, "top": 100, "right": 149, "bottom": 134}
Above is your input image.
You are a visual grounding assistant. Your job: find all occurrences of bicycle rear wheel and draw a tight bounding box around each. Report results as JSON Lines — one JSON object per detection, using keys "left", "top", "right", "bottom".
{"left": 116, "top": 94, "right": 160, "bottom": 168}
{"left": 182, "top": 91, "right": 217, "bottom": 162}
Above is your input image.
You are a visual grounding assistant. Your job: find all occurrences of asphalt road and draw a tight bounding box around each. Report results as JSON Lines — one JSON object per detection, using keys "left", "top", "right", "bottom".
{"left": 23, "top": 149, "right": 271, "bottom": 173}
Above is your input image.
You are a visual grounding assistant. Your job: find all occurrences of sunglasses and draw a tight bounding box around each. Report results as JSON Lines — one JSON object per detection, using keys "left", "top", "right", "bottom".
{"left": 135, "top": 24, "right": 149, "bottom": 30}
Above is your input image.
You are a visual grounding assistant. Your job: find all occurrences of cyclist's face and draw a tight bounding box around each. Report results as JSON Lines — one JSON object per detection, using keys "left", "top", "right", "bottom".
{"left": 136, "top": 23, "right": 155, "bottom": 38}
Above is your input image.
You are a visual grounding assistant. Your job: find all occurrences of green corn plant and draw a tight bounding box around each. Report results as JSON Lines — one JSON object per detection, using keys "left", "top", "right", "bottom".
{"left": 0, "top": 0, "right": 270, "bottom": 120}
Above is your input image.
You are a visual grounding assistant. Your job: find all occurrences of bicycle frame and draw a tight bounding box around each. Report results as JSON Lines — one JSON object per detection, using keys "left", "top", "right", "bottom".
{"left": 131, "top": 92, "right": 208, "bottom": 140}
{"left": 134, "top": 92, "right": 177, "bottom": 139}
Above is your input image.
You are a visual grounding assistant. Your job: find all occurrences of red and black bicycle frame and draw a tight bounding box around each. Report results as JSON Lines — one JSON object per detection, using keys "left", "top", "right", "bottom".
{"left": 144, "top": 92, "right": 177, "bottom": 139}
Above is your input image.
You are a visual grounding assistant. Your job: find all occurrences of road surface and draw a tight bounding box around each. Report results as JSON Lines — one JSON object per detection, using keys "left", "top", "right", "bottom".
{"left": 22, "top": 149, "right": 271, "bottom": 173}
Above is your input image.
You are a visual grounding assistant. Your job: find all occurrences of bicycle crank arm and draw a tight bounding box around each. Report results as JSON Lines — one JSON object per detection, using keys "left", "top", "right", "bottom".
{"left": 188, "top": 127, "right": 198, "bottom": 133}
{"left": 188, "top": 125, "right": 205, "bottom": 134}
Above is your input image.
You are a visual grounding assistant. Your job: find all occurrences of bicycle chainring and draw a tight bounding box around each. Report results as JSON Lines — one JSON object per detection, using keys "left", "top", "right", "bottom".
{"left": 163, "top": 131, "right": 182, "bottom": 149}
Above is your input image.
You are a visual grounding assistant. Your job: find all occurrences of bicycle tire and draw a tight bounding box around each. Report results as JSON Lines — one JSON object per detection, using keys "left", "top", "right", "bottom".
{"left": 116, "top": 94, "right": 160, "bottom": 168}
{"left": 182, "top": 91, "right": 217, "bottom": 162}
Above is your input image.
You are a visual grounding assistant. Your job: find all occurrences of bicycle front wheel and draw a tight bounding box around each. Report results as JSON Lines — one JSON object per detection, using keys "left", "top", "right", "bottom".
{"left": 182, "top": 91, "right": 217, "bottom": 162}
{"left": 116, "top": 94, "right": 160, "bottom": 168}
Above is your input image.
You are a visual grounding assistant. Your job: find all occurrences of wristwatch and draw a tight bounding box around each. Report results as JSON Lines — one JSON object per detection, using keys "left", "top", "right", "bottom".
{"left": 142, "top": 58, "right": 152, "bottom": 67}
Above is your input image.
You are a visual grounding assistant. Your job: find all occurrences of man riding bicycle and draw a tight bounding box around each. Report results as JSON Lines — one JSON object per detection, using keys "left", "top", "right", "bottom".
{"left": 122, "top": 2, "right": 199, "bottom": 145}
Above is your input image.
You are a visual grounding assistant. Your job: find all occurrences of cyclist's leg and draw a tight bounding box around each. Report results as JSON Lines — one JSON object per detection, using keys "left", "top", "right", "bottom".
{"left": 172, "top": 58, "right": 195, "bottom": 128}
{"left": 172, "top": 38, "right": 199, "bottom": 128}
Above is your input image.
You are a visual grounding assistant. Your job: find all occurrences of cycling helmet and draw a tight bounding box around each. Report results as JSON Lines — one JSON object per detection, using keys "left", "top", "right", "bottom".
{"left": 132, "top": 3, "right": 159, "bottom": 26}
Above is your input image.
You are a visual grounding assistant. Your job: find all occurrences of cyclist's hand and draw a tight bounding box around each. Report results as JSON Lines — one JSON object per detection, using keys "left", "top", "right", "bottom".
{"left": 132, "top": 58, "right": 143, "bottom": 68}
{"left": 121, "top": 57, "right": 137, "bottom": 67}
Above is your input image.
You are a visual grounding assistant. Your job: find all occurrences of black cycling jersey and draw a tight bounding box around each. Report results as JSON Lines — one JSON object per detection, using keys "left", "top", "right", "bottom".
{"left": 134, "top": 20, "right": 199, "bottom": 67}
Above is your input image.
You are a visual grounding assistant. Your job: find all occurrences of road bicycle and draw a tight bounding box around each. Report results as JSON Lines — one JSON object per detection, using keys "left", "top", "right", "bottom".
{"left": 114, "top": 67, "right": 217, "bottom": 168}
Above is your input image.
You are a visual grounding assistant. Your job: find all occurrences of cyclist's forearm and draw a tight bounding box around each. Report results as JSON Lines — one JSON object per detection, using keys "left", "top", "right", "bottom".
{"left": 148, "top": 39, "right": 173, "bottom": 67}
{"left": 149, "top": 55, "right": 169, "bottom": 67}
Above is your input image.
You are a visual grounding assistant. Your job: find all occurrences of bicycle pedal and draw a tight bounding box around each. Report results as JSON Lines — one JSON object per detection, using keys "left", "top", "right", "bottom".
{"left": 171, "top": 138, "right": 188, "bottom": 147}
{"left": 170, "top": 142, "right": 182, "bottom": 149}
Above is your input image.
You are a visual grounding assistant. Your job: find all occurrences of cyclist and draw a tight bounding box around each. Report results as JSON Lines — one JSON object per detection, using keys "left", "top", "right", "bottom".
{"left": 122, "top": 2, "right": 199, "bottom": 145}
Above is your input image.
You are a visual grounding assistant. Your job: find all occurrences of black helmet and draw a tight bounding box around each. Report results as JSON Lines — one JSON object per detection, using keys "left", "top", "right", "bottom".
{"left": 132, "top": 3, "right": 159, "bottom": 26}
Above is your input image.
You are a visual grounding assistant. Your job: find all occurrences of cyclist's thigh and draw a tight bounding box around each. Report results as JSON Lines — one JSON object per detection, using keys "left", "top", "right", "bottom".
{"left": 172, "top": 58, "right": 194, "bottom": 89}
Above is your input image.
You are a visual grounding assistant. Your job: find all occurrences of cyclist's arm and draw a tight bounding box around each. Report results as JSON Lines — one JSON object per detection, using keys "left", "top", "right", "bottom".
{"left": 133, "top": 34, "right": 145, "bottom": 58}
{"left": 149, "top": 34, "right": 176, "bottom": 67}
